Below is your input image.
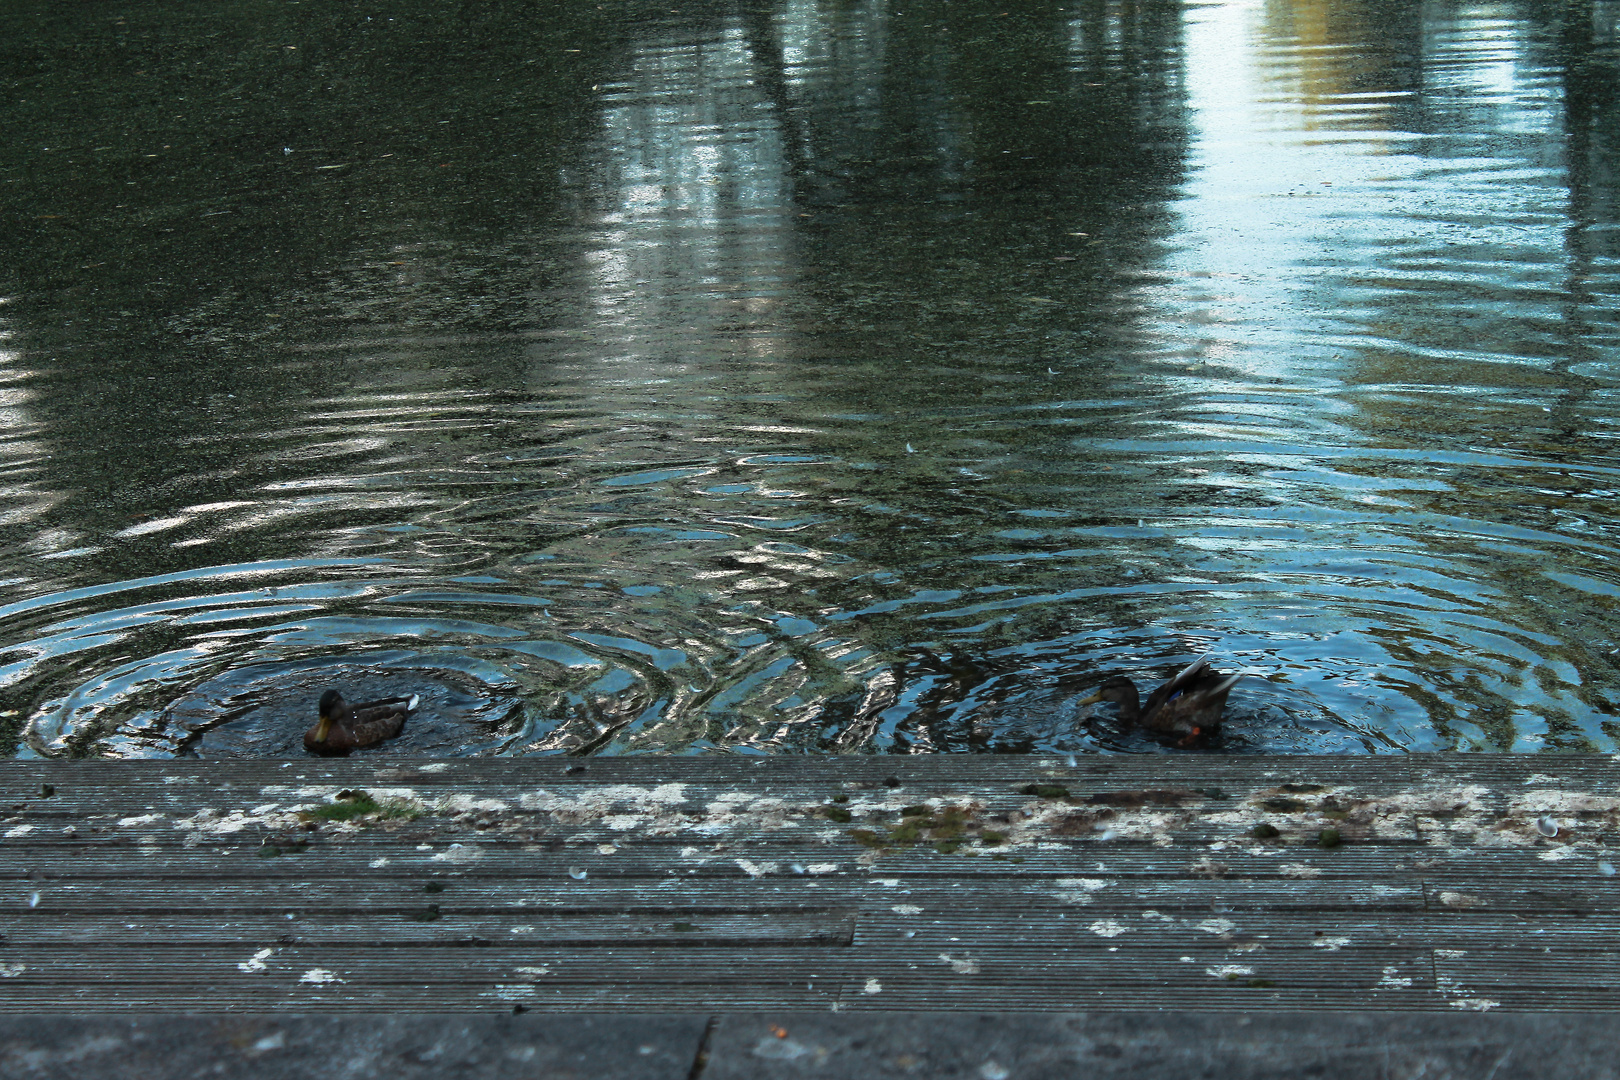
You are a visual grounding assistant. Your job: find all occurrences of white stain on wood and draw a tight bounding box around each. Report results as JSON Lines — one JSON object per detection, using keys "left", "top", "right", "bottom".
{"left": 237, "top": 948, "right": 273, "bottom": 973}
{"left": 938, "top": 954, "right": 981, "bottom": 974}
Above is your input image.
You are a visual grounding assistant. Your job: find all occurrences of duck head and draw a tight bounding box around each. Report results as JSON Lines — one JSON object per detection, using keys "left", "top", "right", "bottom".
{"left": 311, "top": 689, "right": 348, "bottom": 743}
{"left": 1076, "top": 676, "right": 1142, "bottom": 721}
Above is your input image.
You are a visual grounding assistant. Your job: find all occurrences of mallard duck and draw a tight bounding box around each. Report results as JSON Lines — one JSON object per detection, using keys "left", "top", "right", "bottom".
{"left": 1076, "top": 656, "right": 1241, "bottom": 745}
{"left": 303, "top": 690, "right": 419, "bottom": 755}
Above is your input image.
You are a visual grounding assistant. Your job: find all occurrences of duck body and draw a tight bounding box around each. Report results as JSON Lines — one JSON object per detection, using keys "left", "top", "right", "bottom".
{"left": 303, "top": 690, "right": 418, "bottom": 755}
{"left": 1078, "top": 656, "right": 1241, "bottom": 746}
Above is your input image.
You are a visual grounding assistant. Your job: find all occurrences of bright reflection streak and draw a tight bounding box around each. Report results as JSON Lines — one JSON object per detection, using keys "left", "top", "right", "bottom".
{"left": 587, "top": 21, "right": 797, "bottom": 356}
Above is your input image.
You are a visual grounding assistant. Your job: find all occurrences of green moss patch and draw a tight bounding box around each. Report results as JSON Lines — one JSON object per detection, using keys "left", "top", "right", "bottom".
{"left": 844, "top": 802, "right": 1008, "bottom": 854}
{"left": 298, "top": 789, "right": 422, "bottom": 823}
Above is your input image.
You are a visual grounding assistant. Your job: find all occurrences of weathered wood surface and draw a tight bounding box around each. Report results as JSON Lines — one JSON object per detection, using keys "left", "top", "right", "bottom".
{"left": 2, "top": 754, "right": 1618, "bottom": 1013}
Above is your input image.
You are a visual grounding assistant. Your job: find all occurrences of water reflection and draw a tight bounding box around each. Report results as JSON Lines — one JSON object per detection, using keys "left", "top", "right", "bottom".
{"left": 0, "top": 0, "right": 1615, "bottom": 757}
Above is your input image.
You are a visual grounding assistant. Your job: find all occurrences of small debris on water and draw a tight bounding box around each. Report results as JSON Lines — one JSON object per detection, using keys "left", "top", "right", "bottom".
{"left": 1318, "top": 827, "right": 1341, "bottom": 848}
{"left": 1536, "top": 816, "right": 1559, "bottom": 837}
{"left": 1599, "top": 861, "right": 1616, "bottom": 877}
{"left": 1251, "top": 823, "right": 1280, "bottom": 839}
{"left": 567, "top": 866, "right": 587, "bottom": 880}
{"left": 980, "top": 1062, "right": 1011, "bottom": 1080}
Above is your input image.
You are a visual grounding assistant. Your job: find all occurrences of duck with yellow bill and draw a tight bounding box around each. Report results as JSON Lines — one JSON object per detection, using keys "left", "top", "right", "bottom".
{"left": 303, "top": 689, "right": 418, "bottom": 755}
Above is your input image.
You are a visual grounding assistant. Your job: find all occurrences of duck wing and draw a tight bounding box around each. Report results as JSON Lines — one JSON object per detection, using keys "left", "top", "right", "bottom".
{"left": 1140, "top": 657, "right": 1241, "bottom": 734}
{"left": 345, "top": 694, "right": 418, "bottom": 747}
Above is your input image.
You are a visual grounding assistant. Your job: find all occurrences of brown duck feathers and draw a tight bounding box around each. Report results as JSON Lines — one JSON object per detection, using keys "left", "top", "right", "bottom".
{"left": 303, "top": 689, "right": 418, "bottom": 755}
{"left": 1077, "top": 656, "right": 1242, "bottom": 745}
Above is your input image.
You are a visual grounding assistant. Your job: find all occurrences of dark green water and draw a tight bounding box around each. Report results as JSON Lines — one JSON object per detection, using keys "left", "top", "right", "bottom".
{"left": 0, "top": 0, "right": 1616, "bottom": 757}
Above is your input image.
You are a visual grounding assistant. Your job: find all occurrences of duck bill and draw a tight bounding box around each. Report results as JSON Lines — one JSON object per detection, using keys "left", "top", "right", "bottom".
{"left": 1075, "top": 691, "right": 1104, "bottom": 707}
{"left": 312, "top": 716, "right": 333, "bottom": 743}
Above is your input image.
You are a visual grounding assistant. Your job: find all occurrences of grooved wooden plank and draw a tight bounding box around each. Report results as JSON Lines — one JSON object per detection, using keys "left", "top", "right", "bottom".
{"left": 2, "top": 879, "right": 1429, "bottom": 913}
{"left": 13, "top": 913, "right": 1613, "bottom": 952}
{"left": 0, "top": 843, "right": 1449, "bottom": 879}
{"left": 1436, "top": 953, "right": 1620, "bottom": 989}
{"left": 3, "top": 912, "right": 852, "bottom": 947}
{"left": 3, "top": 755, "right": 1620, "bottom": 1014}
{"left": 0, "top": 985, "right": 841, "bottom": 1012}
{"left": 11, "top": 985, "right": 1616, "bottom": 1013}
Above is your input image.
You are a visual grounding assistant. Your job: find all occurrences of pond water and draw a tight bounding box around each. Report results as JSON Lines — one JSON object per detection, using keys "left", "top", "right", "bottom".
{"left": 1, "top": 0, "right": 1616, "bottom": 757}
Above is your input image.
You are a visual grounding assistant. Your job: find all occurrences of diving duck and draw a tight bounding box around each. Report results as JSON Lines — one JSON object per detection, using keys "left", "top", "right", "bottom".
{"left": 1076, "top": 656, "right": 1241, "bottom": 746}
{"left": 303, "top": 690, "right": 419, "bottom": 755}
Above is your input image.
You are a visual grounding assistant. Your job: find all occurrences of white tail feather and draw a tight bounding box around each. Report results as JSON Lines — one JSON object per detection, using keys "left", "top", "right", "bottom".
{"left": 406, "top": 694, "right": 420, "bottom": 711}
{"left": 1171, "top": 653, "right": 1213, "bottom": 683}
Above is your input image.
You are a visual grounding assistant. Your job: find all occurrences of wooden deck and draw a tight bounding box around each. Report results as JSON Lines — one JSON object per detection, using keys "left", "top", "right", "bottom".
{"left": 2, "top": 754, "right": 1619, "bottom": 1013}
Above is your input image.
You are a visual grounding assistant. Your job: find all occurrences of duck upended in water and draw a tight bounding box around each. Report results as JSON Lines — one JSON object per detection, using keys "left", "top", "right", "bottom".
{"left": 1076, "top": 656, "right": 1241, "bottom": 746}
{"left": 303, "top": 690, "right": 419, "bottom": 755}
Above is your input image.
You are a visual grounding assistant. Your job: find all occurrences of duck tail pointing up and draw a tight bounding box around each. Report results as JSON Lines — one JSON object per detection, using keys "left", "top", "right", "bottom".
{"left": 406, "top": 694, "right": 420, "bottom": 712}
{"left": 1172, "top": 653, "right": 1214, "bottom": 683}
